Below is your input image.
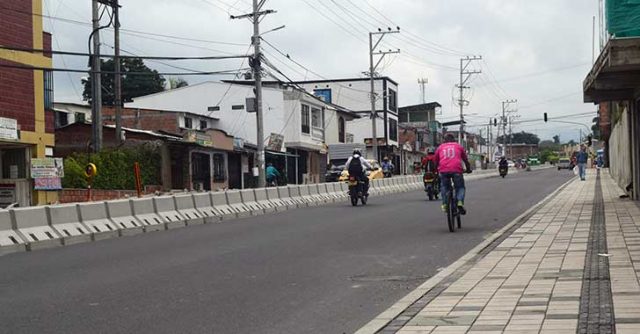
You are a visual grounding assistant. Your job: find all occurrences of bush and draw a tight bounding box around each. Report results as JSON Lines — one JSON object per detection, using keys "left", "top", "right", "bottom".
{"left": 62, "top": 144, "right": 162, "bottom": 190}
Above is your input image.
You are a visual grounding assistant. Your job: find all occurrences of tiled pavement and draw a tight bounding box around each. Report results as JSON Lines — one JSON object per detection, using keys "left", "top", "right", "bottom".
{"left": 362, "top": 170, "right": 640, "bottom": 334}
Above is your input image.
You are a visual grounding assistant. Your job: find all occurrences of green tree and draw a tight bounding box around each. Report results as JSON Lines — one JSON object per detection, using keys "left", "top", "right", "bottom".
{"left": 497, "top": 131, "right": 540, "bottom": 145}
{"left": 82, "top": 58, "right": 165, "bottom": 105}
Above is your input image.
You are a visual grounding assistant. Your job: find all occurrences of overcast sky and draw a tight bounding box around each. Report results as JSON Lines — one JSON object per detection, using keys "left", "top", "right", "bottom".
{"left": 43, "top": 0, "right": 599, "bottom": 141}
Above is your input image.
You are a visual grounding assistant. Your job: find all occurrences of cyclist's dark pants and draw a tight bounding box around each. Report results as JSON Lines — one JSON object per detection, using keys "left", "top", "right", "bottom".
{"left": 439, "top": 173, "right": 465, "bottom": 205}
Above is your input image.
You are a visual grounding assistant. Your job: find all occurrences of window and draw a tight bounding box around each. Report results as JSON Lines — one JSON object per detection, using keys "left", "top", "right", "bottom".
{"left": 55, "top": 112, "right": 68, "bottom": 128}
{"left": 44, "top": 70, "right": 54, "bottom": 110}
{"left": 301, "top": 104, "right": 310, "bottom": 134}
{"left": 388, "top": 89, "right": 397, "bottom": 112}
{"left": 311, "top": 108, "right": 321, "bottom": 128}
{"left": 338, "top": 117, "right": 345, "bottom": 143}
{"left": 75, "top": 112, "right": 86, "bottom": 123}
{"left": 213, "top": 153, "right": 226, "bottom": 182}
{"left": 389, "top": 118, "right": 398, "bottom": 141}
{"left": 231, "top": 104, "right": 245, "bottom": 110}
{"left": 184, "top": 117, "right": 193, "bottom": 129}
{"left": 200, "top": 120, "right": 208, "bottom": 130}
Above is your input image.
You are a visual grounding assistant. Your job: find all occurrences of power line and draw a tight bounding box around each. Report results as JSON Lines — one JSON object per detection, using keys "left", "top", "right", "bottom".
{"left": 0, "top": 63, "right": 248, "bottom": 76}
{"left": 0, "top": 45, "right": 249, "bottom": 60}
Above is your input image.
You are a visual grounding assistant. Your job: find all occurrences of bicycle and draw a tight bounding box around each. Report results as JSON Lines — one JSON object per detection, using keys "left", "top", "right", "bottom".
{"left": 442, "top": 170, "right": 471, "bottom": 233}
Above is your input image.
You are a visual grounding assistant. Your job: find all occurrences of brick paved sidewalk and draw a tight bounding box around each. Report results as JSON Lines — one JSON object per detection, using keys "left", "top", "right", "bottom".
{"left": 360, "top": 169, "right": 640, "bottom": 334}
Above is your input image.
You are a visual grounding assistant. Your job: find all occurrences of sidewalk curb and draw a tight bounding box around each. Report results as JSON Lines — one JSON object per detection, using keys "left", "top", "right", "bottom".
{"left": 354, "top": 176, "right": 577, "bottom": 334}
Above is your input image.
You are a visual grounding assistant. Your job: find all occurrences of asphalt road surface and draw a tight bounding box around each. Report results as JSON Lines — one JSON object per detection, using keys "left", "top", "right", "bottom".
{"left": 0, "top": 168, "right": 573, "bottom": 334}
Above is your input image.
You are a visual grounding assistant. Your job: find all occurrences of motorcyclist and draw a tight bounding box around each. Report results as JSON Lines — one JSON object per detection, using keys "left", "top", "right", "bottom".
{"left": 499, "top": 156, "right": 509, "bottom": 169}
{"left": 345, "top": 149, "right": 373, "bottom": 196}
{"left": 434, "top": 133, "right": 472, "bottom": 215}
{"left": 422, "top": 147, "right": 439, "bottom": 193}
{"left": 266, "top": 163, "right": 280, "bottom": 186}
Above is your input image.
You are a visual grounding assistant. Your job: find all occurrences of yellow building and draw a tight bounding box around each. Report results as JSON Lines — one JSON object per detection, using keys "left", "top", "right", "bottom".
{"left": 0, "top": 0, "right": 57, "bottom": 206}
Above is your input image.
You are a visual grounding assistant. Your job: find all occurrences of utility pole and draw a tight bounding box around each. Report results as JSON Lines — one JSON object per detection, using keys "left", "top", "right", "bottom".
{"left": 231, "top": 0, "right": 275, "bottom": 188}
{"left": 368, "top": 28, "right": 400, "bottom": 161}
{"left": 457, "top": 56, "right": 482, "bottom": 147}
{"left": 418, "top": 77, "right": 428, "bottom": 104}
{"left": 91, "top": 0, "right": 103, "bottom": 152}
{"left": 113, "top": 0, "right": 123, "bottom": 144}
{"left": 501, "top": 99, "right": 517, "bottom": 158}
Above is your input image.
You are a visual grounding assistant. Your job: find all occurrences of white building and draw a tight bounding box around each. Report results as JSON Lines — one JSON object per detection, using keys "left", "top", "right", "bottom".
{"left": 294, "top": 77, "right": 400, "bottom": 164}
{"left": 126, "top": 81, "right": 358, "bottom": 185}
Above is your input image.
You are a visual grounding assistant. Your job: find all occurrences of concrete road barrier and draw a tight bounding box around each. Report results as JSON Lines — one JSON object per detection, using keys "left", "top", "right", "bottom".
{"left": 153, "top": 196, "right": 187, "bottom": 229}
{"left": 174, "top": 195, "right": 206, "bottom": 225}
{"left": 12, "top": 206, "right": 62, "bottom": 250}
{"left": 131, "top": 198, "right": 166, "bottom": 232}
{"left": 106, "top": 200, "right": 145, "bottom": 236}
{"left": 276, "top": 186, "right": 299, "bottom": 209}
{"left": 78, "top": 202, "right": 120, "bottom": 240}
{"left": 192, "top": 193, "right": 221, "bottom": 223}
{"left": 225, "top": 191, "right": 252, "bottom": 218}
{"left": 326, "top": 183, "right": 344, "bottom": 201}
{"left": 47, "top": 204, "right": 92, "bottom": 245}
{"left": 254, "top": 188, "right": 277, "bottom": 213}
{"left": 316, "top": 184, "right": 335, "bottom": 203}
{"left": 266, "top": 188, "right": 287, "bottom": 211}
{"left": 307, "top": 184, "right": 327, "bottom": 204}
{"left": 286, "top": 186, "right": 308, "bottom": 207}
{"left": 210, "top": 192, "right": 238, "bottom": 220}
{"left": 239, "top": 189, "right": 266, "bottom": 215}
{"left": 297, "top": 185, "right": 318, "bottom": 206}
{"left": 0, "top": 210, "right": 27, "bottom": 255}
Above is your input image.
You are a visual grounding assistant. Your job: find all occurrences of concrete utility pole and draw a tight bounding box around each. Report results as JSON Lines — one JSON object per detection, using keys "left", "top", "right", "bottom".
{"left": 231, "top": 0, "right": 275, "bottom": 188}
{"left": 418, "top": 77, "right": 428, "bottom": 104}
{"left": 457, "top": 56, "right": 482, "bottom": 147}
{"left": 368, "top": 28, "right": 400, "bottom": 161}
{"left": 113, "top": 0, "right": 123, "bottom": 144}
{"left": 91, "top": 0, "right": 103, "bottom": 152}
{"left": 501, "top": 99, "right": 517, "bottom": 158}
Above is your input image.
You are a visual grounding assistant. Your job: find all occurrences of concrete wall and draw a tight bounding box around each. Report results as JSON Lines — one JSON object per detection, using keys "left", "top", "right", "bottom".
{"left": 609, "top": 105, "right": 632, "bottom": 189}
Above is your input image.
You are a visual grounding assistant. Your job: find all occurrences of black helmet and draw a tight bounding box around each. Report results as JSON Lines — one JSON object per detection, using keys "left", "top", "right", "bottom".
{"left": 444, "top": 133, "right": 456, "bottom": 142}
{"left": 353, "top": 149, "right": 361, "bottom": 156}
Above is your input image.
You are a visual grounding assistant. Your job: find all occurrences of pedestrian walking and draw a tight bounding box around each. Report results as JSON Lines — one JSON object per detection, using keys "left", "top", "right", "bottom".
{"left": 576, "top": 145, "right": 589, "bottom": 181}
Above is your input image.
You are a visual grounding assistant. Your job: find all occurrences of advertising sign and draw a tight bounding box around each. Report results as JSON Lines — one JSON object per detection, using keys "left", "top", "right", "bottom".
{"left": 266, "top": 133, "right": 284, "bottom": 151}
{"left": 31, "top": 158, "right": 64, "bottom": 178}
{"left": 0, "top": 117, "right": 18, "bottom": 140}
{"left": 34, "top": 178, "right": 62, "bottom": 190}
{"left": 184, "top": 131, "right": 213, "bottom": 147}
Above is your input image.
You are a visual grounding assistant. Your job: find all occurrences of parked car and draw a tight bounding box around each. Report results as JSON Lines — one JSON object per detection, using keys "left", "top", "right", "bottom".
{"left": 557, "top": 158, "right": 572, "bottom": 170}
{"left": 325, "top": 164, "right": 345, "bottom": 182}
{"left": 339, "top": 160, "right": 384, "bottom": 182}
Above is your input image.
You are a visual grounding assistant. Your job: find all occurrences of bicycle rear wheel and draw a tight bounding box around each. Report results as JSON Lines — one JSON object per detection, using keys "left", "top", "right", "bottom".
{"left": 447, "top": 190, "right": 455, "bottom": 232}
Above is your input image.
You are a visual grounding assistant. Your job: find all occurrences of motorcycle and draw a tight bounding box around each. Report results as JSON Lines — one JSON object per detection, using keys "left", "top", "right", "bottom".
{"left": 423, "top": 172, "right": 439, "bottom": 201}
{"left": 382, "top": 165, "right": 393, "bottom": 178}
{"left": 347, "top": 176, "right": 368, "bottom": 206}
{"left": 499, "top": 166, "right": 508, "bottom": 178}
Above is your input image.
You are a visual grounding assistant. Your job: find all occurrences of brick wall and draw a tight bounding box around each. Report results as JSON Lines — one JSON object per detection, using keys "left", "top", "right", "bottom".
{"left": 0, "top": 59, "right": 35, "bottom": 132}
{"left": 59, "top": 185, "right": 163, "bottom": 204}
{"left": 43, "top": 32, "right": 52, "bottom": 57}
{"left": 0, "top": 0, "right": 33, "bottom": 49}
{"left": 102, "top": 107, "right": 180, "bottom": 134}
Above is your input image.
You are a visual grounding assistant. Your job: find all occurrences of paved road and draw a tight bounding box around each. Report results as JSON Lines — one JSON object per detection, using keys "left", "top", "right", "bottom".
{"left": 0, "top": 168, "right": 572, "bottom": 334}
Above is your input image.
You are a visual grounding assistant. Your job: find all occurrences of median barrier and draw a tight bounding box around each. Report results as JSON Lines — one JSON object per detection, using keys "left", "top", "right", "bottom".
{"left": 130, "top": 197, "right": 166, "bottom": 232}
{"left": 210, "top": 192, "right": 238, "bottom": 220}
{"left": 11, "top": 207, "right": 63, "bottom": 250}
{"left": 78, "top": 202, "right": 120, "bottom": 240}
{"left": 254, "top": 188, "right": 278, "bottom": 213}
{"left": 0, "top": 210, "right": 27, "bottom": 255}
{"left": 316, "top": 184, "right": 335, "bottom": 203}
{"left": 297, "top": 185, "right": 318, "bottom": 206}
{"left": 153, "top": 196, "right": 187, "bottom": 229}
{"left": 47, "top": 203, "right": 92, "bottom": 245}
{"left": 286, "top": 186, "right": 308, "bottom": 207}
{"left": 192, "top": 193, "right": 221, "bottom": 223}
{"left": 225, "top": 191, "right": 252, "bottom": 218}
{"left": 369, "top": 179, "right": 383, "bottom": 196}
{"left": 264, "top": 188, "right": 287, "bottom": 211}
{"left": 276, "top": 186, "right": 299, "bottom": 209}
{"left": 308, "top": 184, "right": 327, "bottom": 203}
{"left": 173, "top": 194, "right": 206, "bottom": 225}
{"left": 239, "top": 189, "right": 266, "bottom": 215}
{"left": 326, "top": 182, "right": 344, "bottom": 201}
{"left": 106, "top": 200, "right": 145, "bottom": 236}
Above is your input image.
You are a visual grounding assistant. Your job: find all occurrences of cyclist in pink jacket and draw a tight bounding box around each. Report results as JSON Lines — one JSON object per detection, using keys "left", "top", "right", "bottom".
{"left": 434, "top": 133, "right": 472, "bottom": 214}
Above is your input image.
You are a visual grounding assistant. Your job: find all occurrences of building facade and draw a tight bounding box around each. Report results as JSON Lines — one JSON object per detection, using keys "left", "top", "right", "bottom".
{"left": 0, "top": 0, "right": 55, "bottom": 207}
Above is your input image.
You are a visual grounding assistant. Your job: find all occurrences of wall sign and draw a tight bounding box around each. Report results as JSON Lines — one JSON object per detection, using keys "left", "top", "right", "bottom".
{"left": 0, "top": 117, "right": 18, "bottom": 140}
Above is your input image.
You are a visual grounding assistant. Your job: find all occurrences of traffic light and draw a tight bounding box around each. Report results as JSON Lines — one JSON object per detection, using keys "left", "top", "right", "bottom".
{"left": 543, "top": 113, "right": 548, "bottom": 122}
